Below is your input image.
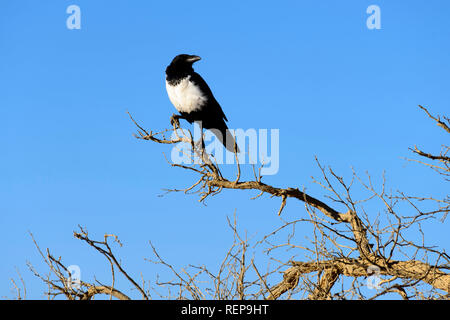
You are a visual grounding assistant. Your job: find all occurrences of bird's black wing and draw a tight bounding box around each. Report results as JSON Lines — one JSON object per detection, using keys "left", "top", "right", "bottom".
{"left": 190, "top": 72, "right": 228, "bottom": 122}
{"left": 189, "top": 72, "right": 238, "bottom": 153}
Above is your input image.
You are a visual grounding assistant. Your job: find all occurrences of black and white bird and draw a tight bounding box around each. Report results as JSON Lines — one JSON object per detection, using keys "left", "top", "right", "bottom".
{"left": 165, "top": 54, "right": 239, "bottom": 152}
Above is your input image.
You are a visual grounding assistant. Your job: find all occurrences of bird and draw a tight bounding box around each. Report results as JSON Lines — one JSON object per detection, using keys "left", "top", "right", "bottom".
{"left": 165, "top": 54, "right": 239, "bottom": 153}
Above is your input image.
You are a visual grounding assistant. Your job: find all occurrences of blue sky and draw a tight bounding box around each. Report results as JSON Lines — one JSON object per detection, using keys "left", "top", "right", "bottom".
{"left": 1, "top": 0, "right": 449, "bottom": 299}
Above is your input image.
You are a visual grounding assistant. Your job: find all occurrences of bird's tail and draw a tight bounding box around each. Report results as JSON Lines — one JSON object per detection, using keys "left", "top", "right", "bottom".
{"left": 211, "top": 126, "right": 240, "bottom": 153}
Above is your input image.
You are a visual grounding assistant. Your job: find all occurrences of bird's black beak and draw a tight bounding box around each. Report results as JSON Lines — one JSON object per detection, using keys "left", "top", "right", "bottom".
{"left": 186, "top": 55, "right": 201, "bottom": 63}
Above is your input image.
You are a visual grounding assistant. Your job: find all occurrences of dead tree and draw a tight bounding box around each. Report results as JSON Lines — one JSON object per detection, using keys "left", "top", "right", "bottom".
{"left": 26, "top": 105, "right": 449, "bottom": 300}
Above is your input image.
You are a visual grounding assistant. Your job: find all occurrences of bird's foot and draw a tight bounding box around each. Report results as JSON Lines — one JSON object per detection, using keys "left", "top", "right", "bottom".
{"left": 170, "top": 114, "right": 181, "bottom": 128}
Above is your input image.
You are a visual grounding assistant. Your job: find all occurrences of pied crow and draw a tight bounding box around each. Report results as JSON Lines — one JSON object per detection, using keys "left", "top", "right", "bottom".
{"left": 165, "top": 54, "right": 239, "bottom": 153}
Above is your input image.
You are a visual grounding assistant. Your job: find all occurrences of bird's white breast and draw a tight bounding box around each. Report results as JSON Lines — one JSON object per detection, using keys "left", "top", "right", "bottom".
{"left": 166, "top": 76, "right": 207, "bottom": 113}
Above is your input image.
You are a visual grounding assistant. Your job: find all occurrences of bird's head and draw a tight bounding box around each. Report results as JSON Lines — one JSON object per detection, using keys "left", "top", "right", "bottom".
{"left": 166, "top": 54, "right": 201, "bottom": 75}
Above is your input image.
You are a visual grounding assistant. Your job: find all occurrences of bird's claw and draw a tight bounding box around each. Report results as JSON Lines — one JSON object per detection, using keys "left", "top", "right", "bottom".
{"left": 170, "top": 114, "right": 180, "bottom": 128}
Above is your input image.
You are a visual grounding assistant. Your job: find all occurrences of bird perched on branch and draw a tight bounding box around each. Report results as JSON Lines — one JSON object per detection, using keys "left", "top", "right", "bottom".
{"left": 165, "top": 54, "right": 239, "bottom": 153}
